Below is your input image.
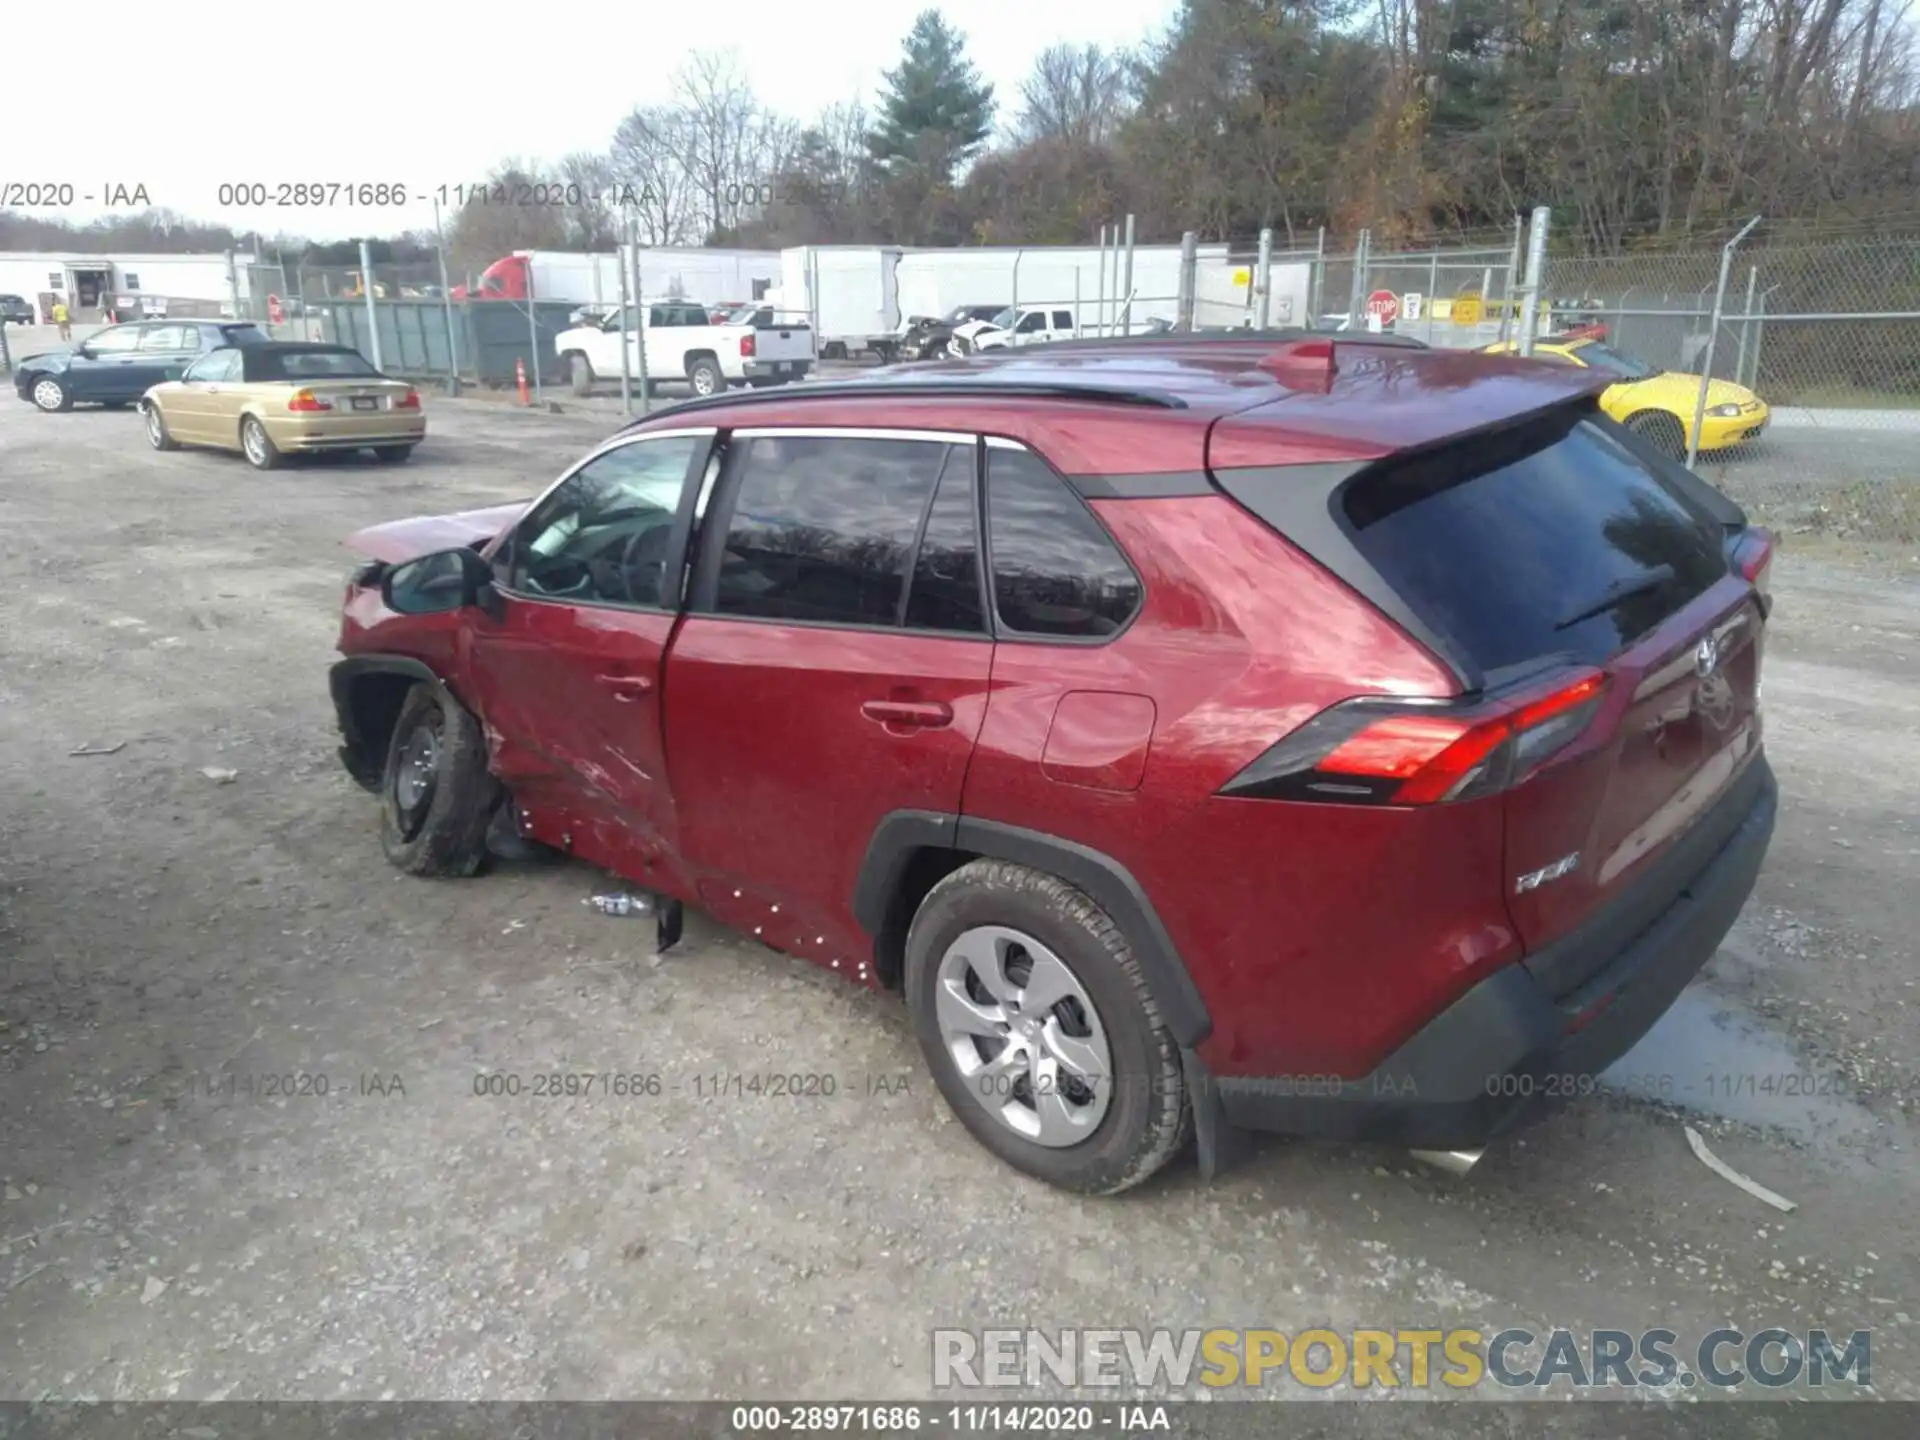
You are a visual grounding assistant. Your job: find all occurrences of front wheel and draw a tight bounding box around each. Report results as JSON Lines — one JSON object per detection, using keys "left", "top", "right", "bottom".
{"left": 145, "top": 403, "right": 178, "bottom": 450}
{"left": 379, "top": 682, "right": 500, "bottom": 877}
{"left": 31, "top": 376, "right": 71, "bottom": 412}
{"left": 1627, "top": 409, "right": 1688, "bottom": 461}
{"left": 240, "top": 415, "right": 281, "bottom": 470}
{"left": 567, "top": 352, "right": 594, "bottom": 396}
{"left": 904, "top": 860, "right": 1191, "bottom": 1195}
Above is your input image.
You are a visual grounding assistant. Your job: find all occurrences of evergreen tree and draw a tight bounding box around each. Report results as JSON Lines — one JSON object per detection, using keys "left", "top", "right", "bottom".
{"left": 868, "top": 10, "right": 996, "bottom": 180}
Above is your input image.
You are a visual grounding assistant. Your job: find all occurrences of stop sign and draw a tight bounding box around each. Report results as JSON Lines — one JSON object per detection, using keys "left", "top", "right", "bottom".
{"left": 1366, "top": 290, "right": 1400, "bottom": 325}
{"left": 267, "top": 293, "right": 285, "bottom": 324}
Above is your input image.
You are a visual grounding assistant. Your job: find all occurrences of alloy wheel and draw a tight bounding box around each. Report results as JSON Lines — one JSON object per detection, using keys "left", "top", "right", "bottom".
{"left": 243, "top": 422, "right": 266, "bottom": 465}
{"left": 933, "top": 925, "right": 1113, "bottom": 1147}
{"left": 32, "top": 379, "right": 63, "bottom": 411}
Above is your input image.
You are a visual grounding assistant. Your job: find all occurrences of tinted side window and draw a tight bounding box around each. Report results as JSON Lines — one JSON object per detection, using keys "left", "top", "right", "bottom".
{"left": 186, "top": 349, "right": 240, "bottom": 383}
{"left": 712, "top": 436, "right": 956, "bottom": 626}
{"left": 87, "top": 326, "right": 144, "bottom": 355}
{"left": 506, "top": 437, "right": 701, "bottom": 606}
{"left": 905, "top": 457, "right": 986, "bottom": 634}
{"left": 1343, "top": 417, "right": 1725, "bottom": 671}
{"left": 1052, "top": 311, "right": 1074, "bottom": 330}
{"left": 986, "top": 447, "right": 1142, "bottom": 638}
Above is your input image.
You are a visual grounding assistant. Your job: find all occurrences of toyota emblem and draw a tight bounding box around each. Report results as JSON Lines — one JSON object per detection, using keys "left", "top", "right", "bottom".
{"left": 1694, "top": 636, "right": 1720, "bottom": 677}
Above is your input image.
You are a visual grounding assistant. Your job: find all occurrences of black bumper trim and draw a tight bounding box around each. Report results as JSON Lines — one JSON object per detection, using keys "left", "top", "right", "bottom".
{"left": 1213, "top": 755, "right": 1777, "bottom": 1150}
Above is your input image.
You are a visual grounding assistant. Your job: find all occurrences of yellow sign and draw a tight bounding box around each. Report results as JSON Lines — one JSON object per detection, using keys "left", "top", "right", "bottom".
{"left": 1452, "top": 295, "right": 1482, "bottom": 325}
{"left": 1432, "top": 298, "right": 1454, "bottom": 321}
{"left": 1231, "top": 267, "right": 1251, "bottom": 289}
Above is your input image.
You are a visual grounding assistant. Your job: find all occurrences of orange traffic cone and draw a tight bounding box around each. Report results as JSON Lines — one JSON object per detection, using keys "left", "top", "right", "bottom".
{"left": 515, "top": 357, "right": 530, "bottom": 406}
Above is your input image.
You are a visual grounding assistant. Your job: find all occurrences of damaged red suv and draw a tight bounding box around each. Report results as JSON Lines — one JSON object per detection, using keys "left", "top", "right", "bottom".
{"left": 331, "top": 335, "right": 1777, "bottom": 1194}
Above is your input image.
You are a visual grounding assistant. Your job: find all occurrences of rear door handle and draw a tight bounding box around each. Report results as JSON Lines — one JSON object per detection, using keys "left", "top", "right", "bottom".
{"left": 596, "top": 673, "right": 655, "bottom": 701}
{"left": 862, "top": 699, "right": 953, "bottom": 729}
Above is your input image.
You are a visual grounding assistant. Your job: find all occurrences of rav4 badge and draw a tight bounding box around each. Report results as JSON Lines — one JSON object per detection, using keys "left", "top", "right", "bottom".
{"left": 1516, "top": 851, "right": 1581, "bottom": 894}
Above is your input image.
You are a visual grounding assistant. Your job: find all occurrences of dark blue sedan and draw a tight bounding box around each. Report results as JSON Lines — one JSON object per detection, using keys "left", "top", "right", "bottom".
{"left": 14, "top": 319, "right": 270, "bottom": 412}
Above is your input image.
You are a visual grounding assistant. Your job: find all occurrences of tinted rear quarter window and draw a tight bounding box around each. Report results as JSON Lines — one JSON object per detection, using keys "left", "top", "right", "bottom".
{"left": 986, "top": 447, "right": 1142, "bottom": 639}
{"left": 1343, "top": 417, "right": 1727, "bottom": 673}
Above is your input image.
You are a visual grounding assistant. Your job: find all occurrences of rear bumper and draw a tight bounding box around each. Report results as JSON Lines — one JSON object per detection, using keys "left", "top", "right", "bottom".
{"left": 742, "top": 359, "right": 811, "bottom": 380}
{"left": 1210, "top": 754, "right": 1778, "bottom": 1149}
{"left": 265, "top": 414, "right": 426, "bottom": 451}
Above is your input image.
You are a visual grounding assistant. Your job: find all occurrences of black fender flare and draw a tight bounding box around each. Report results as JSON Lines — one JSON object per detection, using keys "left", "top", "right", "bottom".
{"left": 329, "top": 655, "right": 444, "bottom": 790}
{"left": 852, "top": 810, "right": 1214, "bottom": 1048}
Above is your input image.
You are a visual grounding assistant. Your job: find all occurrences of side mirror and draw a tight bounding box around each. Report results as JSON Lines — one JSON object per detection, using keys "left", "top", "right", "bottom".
{"left": 75, "top": 343, "right": 96, "bottom": 359}
{"left": 381, "top": 546, "right": 499, "bottom": 617}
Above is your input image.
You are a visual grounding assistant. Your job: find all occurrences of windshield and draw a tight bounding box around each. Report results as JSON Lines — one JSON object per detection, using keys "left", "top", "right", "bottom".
{"left": 988, "top": 308, "right": 1015, "bottom": 329}
{"left": 1572, "top": 340, "right": 1660, "bottom": 380}
{"left": 723, "top": 305, "right": 763, "bottom": 326}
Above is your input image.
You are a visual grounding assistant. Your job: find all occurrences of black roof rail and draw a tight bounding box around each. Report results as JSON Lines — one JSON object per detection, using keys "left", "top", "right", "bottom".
{"left": 617, "top": 376, "right": 1189, "bottom": 431}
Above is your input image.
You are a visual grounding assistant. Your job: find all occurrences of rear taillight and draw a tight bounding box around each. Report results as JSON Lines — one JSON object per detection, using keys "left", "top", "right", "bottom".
{"left": 740, "top": 333, "right": 757, "bottom": 358}
{"left": 1731, "top": 526, "right": 1773, "bottom": 599}
{"left": 1220, "top": 669, "right": 1611, "bottom": 807}
{"left": 395, "top": 388, "right": 421, "bottom": 410}
{"left": 288, "top": 389, "right": 332, "bottom": 413}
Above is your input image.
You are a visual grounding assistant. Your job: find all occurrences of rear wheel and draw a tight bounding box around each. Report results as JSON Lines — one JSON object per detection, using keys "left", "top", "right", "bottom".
{"left": 31, "top": 377, "right": 70, "bottom": 412}
{"left": 567, "top": 352, "right": 594, "bottom": 396}
{"left": 373, "top": 444, "right": 415, "bottom": 463}
{"left": 687, "top": 357, "right": 723, "bottom": 397}
{"left": 904, "top": 860, "right": 1190, "bottom": 1195}
{"left": 379, "top": 682, "right": 499, "bottom": 877}
{"left": 1627, "top": 410, "right": 1687, "bottom": 461}
{"left": 240, "top": 415, "right": 281, "bottom": 470}
{"left": 144, "top": 403, "right": 177, "bottom": 451}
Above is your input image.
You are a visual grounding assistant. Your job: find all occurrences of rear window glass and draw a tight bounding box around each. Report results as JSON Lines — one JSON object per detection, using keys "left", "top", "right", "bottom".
{"left": 253, "top": 349, "right": 379, "bottom": 380}
{"left": 1343, "top": 418, "right": 1726, "bottom": 672}
{"left": 222, "top": 324, "right": 270, "bottom": 346}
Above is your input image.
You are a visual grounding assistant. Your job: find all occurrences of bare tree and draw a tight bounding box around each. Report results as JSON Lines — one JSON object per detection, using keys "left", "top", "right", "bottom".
{"left": 446, "top": 160, "right": 568, "bottom": 273}
{"left": 675, "top": 50, "right": 791, "bottom": 239}
{"left": 1016, "top": 43, "right": 1131, "bottom": 146}
{"left": 610, "top": 106, "right": 701, "bottom": 245}
{"left": 557, "top": 151, "right": 621, "bottom": 250}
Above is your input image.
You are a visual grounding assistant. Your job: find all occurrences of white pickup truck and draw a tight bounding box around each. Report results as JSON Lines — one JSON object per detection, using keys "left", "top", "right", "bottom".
{"left": 960, "top": 305, "right": 1079, "bottom": 352}
{"left": 554, "top": 300, "right": 815, "bottom": 398}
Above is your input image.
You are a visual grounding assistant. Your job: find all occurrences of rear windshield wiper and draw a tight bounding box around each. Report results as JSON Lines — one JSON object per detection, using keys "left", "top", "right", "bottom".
{"left": 1554, "top": 564, "right": 1676, "bottom": 631}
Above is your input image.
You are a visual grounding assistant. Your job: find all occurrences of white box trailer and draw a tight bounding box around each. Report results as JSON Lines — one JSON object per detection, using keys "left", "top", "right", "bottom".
{"left": 496, "top": 249, "right": 782, "bottom": 310}
{"left": 895, "top": 245, "right": 1242, "bottom": 334}
{"left": 771, "top": 246, "right": 902, "bottom": 358}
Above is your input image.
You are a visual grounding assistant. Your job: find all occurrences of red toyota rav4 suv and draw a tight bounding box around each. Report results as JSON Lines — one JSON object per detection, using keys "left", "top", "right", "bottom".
{"left": 330, "top": 335, "right": 1777, "bottom": 1195}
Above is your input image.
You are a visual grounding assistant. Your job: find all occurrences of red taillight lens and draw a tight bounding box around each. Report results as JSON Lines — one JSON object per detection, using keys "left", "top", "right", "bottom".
{"left": 287, "top": 389, "right": 331, "bottom": 413}
{"left": 740, "top": 333, "right": 757, "bottom": 358}
{"left": 1221, "top": 669, "right": 1611, "bottom": 807}
{"left": 396, "top": 388, "right": 421, "bottom": 410}
{"left": 1732, "top": 526, "right": 1773, "bottom": 598}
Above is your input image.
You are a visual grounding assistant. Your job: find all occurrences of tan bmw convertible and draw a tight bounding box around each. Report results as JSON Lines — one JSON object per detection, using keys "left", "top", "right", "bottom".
{"left": 140, "top": 341, "right": 426, "bottom": 470}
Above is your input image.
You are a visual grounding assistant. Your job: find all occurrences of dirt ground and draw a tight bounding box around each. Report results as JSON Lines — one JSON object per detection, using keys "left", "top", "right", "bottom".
{"left": 1, "top": 389, "right": 1916, "bottom": 1414}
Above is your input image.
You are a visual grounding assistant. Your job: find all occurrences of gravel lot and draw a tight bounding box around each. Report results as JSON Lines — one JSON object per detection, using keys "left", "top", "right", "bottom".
{"left": 1, "top": 389, "right": 1917, "bottom": 1413}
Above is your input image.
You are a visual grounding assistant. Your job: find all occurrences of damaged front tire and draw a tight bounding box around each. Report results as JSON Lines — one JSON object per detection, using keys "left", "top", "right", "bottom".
{"left": 379, "top": 682, "right": 499, "bottom": 877}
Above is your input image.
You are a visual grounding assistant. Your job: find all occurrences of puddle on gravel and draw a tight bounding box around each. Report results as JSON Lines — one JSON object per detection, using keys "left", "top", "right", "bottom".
{"left": 1603, "top": 989, "right": 1877, "bottom": 1141}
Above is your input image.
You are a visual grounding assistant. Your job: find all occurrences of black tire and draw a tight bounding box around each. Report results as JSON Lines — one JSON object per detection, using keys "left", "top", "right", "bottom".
{"left": 567, "top": 352, "right": 594, "bottom": 396}
{"left": 378, "top": 682, "right": 499, "bottom": 877}
{"left": 821, "top": 341, "right": 847, "bottom": 361}
{"left": 30, "top": 375, "right": 71, "bottom": 412}
{"left": 240, "top": 415, "right": 281, "bottom": 471}
{"left": 904, "top": 859, "right": 1191, "bottom": 1195}
{"left": 144, "top": 402, "right": 177, "bottom": 451}
{"left": 1627, "top": 410, "right": 1687, "bottom": 460}
{"left": 686, "top": 356, "right": 723, "bottom": 397}
{"left": 373, "top": 444, "right": 415, "bottom": 463}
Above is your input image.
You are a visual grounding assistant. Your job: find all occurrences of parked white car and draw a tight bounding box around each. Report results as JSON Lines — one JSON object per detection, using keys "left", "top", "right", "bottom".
{"left": 554, "top": 300, "right": 815, "bottom": 398}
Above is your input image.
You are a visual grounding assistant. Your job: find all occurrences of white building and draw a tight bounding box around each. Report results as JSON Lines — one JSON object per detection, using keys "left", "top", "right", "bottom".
{"left": 0, "top": 252, "right": 257, "bottom": 323}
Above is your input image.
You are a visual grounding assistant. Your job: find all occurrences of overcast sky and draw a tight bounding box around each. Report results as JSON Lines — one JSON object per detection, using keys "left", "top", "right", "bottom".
{"left": 22, "top": 0, "right": 1179, "bottom": 244}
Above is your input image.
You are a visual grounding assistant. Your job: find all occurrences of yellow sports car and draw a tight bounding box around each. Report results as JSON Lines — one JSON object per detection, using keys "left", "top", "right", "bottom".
{"left": 1482, "top": 335, "right": 1769, "bottom": 458}
{"left": 140, "top": 341, "right": 425, "bottom": 470}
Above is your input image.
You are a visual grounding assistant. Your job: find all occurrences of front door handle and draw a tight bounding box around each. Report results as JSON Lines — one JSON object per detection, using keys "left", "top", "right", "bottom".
{"left": 862, "top": 699, "right": 953, "bottom": 729}
{"left": 596, "top": 673, "right": 655, "bottom": 701}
